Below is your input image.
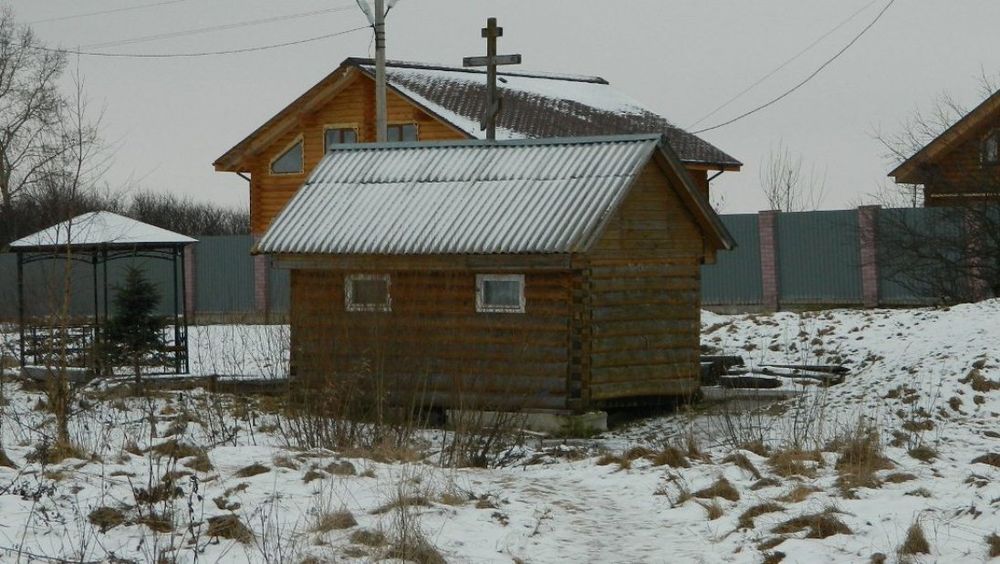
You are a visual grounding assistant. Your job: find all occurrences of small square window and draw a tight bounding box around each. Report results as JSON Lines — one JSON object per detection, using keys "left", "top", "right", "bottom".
{"left": 387, "top": 123, "right": 418, "bottom": 142}
{"left": 476, "top": 274, "right": 524, "bottom": 313}
{"left": 325, "top": 127, "right": 358, "bottom": 152}
{"left": 345, "top": 274, "right": 391, "bottom": 312}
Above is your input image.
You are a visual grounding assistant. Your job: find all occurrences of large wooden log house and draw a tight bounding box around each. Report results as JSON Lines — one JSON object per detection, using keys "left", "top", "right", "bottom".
{"left": 214, "top": 58, "right": 741, "bottom": 237}
{"left": 890, "top": 88, "right": 1000, "bottom": 205}
{"left": 255, "top": 135, "right": 735, "bottom": 412}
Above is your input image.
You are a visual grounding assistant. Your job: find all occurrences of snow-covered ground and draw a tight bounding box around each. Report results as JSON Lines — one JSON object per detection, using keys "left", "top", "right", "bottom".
{"left": 0, "top": 303, "right": 998, "bottom": 563}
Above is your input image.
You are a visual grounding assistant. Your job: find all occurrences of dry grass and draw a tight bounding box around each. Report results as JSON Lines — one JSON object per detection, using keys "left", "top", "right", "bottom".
{"left": 696, "top": 499, "right": 725, "bottom": 520}
{"left": 772, "top": 508, "right": 851, "bottom": 539}
{"left": 88, "top": 506, "right": 126, "bottom": 533}
{"left": 762, "top": 552, "right": 786, "bottom": 564}
{"left": 737, "top": 502, "right": 785, "bottom": 530}
{"left": 750, "top": 477, "right": 782, "bottom": 491}
{"left": 768, "top": 449, "right": 822, "bottom": 478}
{"left": 723, "top": 452, "right": 762, "bottom": 479}
{"left": 883, "top": 472, "right": 917, "bottom": 483}
{"left": 693, "top": 477, "right": 740, "bottom": 502}
{"left": 310, "top": 509, "right": 357, "bottom": 533}
{"left": 370, "top": 495, "right": 431, "bottom": 515}
{"left": 146, "top": 439, "right": 202, "bottom": 461}
{"left": 776, "top": 484, "right": 821, "bottom": 503}
{"left": 834, "top": 426, "right": 892, "bottom": 494}
{"left": 325, "top": 460, "right": 356, "bottom": 476}
{"left": 206, "top": 514, "right": 254, "bottom": 544}
{"left": 137, "top": 512, "right": 174, "bottom": 533}
{"left": 233, "top": 463, "right": 270, "bottom": 478}
{"left": 971, "top": 453, "right": 1000, "bottom": 468}
{"left": 272, "top": 454, "right": 299, "bottom": 469}
{"left": 650, "top": 446, "right": 690, "bottom": 468}
{"left": 350, "top": 528, "right": 387, "bottom": 547}
{"left": 182, "top": 452, "right": 213, "bottom": 473}
{"left": 303, "top": 468, "right": 325, "bottom": 483}
{"left": 384, "top": 537, "right": 446, "bottom": 564}
{"left": 899, "top": 522, "right": 930, "bottom": 556}
{"left": 985, "top": 533, "right": 1000, "bottom": 558}
{"left": 907, "top": 444, "right": 938, "bottom": 462}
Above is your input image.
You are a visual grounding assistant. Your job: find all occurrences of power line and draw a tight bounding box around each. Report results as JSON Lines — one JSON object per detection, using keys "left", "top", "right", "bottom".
{"left": 691, "top": 0, "right": 896, "bottom": 135}
{"left": 35, "top": 26, "right": 369, "bottom": 59}
{"left": 688, "top": 0, "right": 880, "bottom": 129}
{"left": 27, "top": 0, "right": 191, "bottom": 25}
{"left": 83, "top": 5, "right": 358, "bottom": 49}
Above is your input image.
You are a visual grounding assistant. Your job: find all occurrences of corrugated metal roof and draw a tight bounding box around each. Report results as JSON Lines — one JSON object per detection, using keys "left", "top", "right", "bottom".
{"left": 10, "top": 212, "right": 197, "bottom": 251}
{"left": 256, "top": 135, "right": 662, "bottom": 256}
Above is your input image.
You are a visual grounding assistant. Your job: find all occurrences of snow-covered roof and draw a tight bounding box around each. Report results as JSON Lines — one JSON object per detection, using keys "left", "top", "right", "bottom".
{"left": 9, "top": 211, "right": 196, "bottom": 251}
{"left": 214, "top": 59, "right": 741, "bottom": 171}
{"left": 367, "top": 61, "right": 740, "bottom": 168}
{"left": 256, "top": 135, "right": 732, "bottom": 256}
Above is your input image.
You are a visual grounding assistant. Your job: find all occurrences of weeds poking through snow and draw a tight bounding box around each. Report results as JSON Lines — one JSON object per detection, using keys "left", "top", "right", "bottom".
{"left": 776, "top": 485, "right": 821, "bottom": 503}
{"left": 737, "top": 502, "right": 785, "bottom": 530}
{"left": 696, "top": 499, "right": 725, "bottom": 520}
{"left": 310, "top": 509, "right": 357, "bottom": 533}
{"left": 650, "top": 446, "right": 690, "bottom": 468}
{"left": 985, "top": 533, "right": 1000, "bottom": 558}
{"left": 693, "top": 477, "right": 740, "bottom": 502}
{"left": 722, "top": 452, "right": 762, "bottom": 479}
{"left": 772, "top": 507, "right": 851, "bottom": 539}
{"left": 88, "top": 506, "right": 126, "bottom": 533}
{"left": 350, "top": 528, "right": 387, "bottom": 547}
{"left": 234, "top": 462, "right": 270, "bottom": 478}
{"left": 206, "top": 514, "right": 255, "bottom": 544}
{"left": 768, "top": 449, "right": 822, "bottom": 478}
{"left": 899, "top": 521, "right": 930, "bottom": 556}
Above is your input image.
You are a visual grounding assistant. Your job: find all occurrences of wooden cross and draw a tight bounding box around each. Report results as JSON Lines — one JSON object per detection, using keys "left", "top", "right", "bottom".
{"left": 463, "top": 17, "right": 521, "bottom": 140}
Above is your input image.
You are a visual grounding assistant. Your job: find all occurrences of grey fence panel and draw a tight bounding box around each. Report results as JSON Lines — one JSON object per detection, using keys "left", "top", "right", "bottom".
{"left": 777, "top": 210, "right": 862, "bottom": 304}
{"left": 701, "top": 214, "right": 762, "bottom": 305}
{"left": 877, "top": 207, "right": 962, "bottom": 304}
{"left": 195, "top": 236, "right": 255, "bottom": 313}
{"left": 269, "top": 264, "right": 290, "bottom": 313}
{"left": 1, "top": 252, "right": 180, "bottom": 320}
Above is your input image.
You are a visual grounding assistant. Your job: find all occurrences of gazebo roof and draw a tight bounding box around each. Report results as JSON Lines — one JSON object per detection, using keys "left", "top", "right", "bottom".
{"left": 9, "top": 211, "right": 196, "bottom": 252}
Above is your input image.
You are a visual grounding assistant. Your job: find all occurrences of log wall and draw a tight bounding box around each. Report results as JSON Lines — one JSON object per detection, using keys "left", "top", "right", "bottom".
{"left": 583, "top": 161, "right": 704, "bottom": 402}
{"left": 289, "top": 268, "right": 573, "bottom": 411}
{"left": 923, "top": 117, "right": 1000, "bottom": 206}
{"left": 246, "top": 75, "right": 465, "bottom": 233}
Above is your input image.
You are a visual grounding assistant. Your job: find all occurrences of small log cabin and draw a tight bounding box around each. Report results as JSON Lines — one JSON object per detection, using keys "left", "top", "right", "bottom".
{"left": 214, "top": 58, "right": 741, "bottom": 236}
{"left": 890, "top": 88, "right": 1000, "bottom": 205}
{"left": 255, "top": 135, "right": 735, "bottom": 412}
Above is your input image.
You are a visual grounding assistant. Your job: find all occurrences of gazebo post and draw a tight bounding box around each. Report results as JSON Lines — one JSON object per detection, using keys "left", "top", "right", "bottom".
{"left": 16, "top": 251, "right": 25, "bottom": 369}
{"left": 172, "top": 246, "right": 181, "bottom": 374}
{"left": 92, "top": 250, "right": 99, "bottom": 372}
{"left": 102, "top": 248, "right": 109, "bottom": 326}
{"left": 179, "top": 244, "right": 189, "bottom": 374}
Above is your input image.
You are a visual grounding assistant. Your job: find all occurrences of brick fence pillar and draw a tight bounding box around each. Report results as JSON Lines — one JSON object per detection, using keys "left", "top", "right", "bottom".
{"left": 183, "top": 244, "right": 197, "bottom": 318}
{"left": 252, "top": 235, "right": 269, "bottom": 316}
{"left": 758, "top": 210, "right": 780, "bottom": 311}
{"left": 857, "top": 205, "right": 880, "bottom": 308}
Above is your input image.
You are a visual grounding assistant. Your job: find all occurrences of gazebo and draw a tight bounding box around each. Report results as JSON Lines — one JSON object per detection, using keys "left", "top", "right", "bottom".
{"left": 8, "top": 212, "right": 197, "bottom": 376}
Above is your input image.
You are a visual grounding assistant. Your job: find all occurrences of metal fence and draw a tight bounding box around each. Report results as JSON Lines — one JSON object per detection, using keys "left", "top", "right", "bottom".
{"left": 0, "top": 208, "right": 978, "bottom": 319}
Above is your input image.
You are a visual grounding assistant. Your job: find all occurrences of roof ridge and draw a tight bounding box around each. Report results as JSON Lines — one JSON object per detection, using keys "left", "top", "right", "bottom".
{"left": 344, "top": 57, "right": 608, "bottom": 84}
{"left": 322, "top": 133, "right": 664, "bottom": 152}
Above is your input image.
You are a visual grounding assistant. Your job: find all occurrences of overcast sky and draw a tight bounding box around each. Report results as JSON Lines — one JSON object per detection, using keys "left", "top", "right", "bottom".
{"left": 9, "top": 0, "right": 1000, "bottom": 213}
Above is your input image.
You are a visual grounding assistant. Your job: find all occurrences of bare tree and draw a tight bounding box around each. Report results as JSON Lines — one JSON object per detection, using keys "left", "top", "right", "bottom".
{"left": 759, "top": 142, "right": 826, "bottom": 212}
{"left": 0, "top": 8, "right": 68, "bottom": 234}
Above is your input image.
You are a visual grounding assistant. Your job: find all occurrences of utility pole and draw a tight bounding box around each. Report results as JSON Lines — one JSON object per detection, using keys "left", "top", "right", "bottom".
{"left": 374, "top": 0, "right": 387, "bottom": 142}
{"left": 463, "top": 17, "right": 521, "bottom": 141}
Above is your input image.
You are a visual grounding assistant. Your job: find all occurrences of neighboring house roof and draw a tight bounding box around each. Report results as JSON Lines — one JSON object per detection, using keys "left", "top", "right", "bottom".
{"left": 214, "top": 58, "right": 741, "bottom": 172}
{"left": 890, "top": 88, "right": 1000, "bottom": 184}
{"left": 255, "top": 134, "right": 734, "bottom": 257}
{"left": 9, "top": 211, "right": 196, "bottom": 252}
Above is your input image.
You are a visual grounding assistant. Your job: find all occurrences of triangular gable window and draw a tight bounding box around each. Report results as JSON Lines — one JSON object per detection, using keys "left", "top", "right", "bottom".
{"left": 271, "top": 139, "right": 303, "bottom": 174}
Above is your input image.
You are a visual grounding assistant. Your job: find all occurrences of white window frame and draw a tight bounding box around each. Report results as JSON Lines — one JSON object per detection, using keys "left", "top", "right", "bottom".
{"left": 345, "top": 273, "right": 391, "bottom": 312}
{"left": 476, "top": 274, "right": 525, "bottom": 314}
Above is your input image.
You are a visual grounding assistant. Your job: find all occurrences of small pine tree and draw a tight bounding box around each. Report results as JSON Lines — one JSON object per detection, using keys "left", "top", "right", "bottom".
{"left": 103, "top": 266, "right": 164, "bottom": 382}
